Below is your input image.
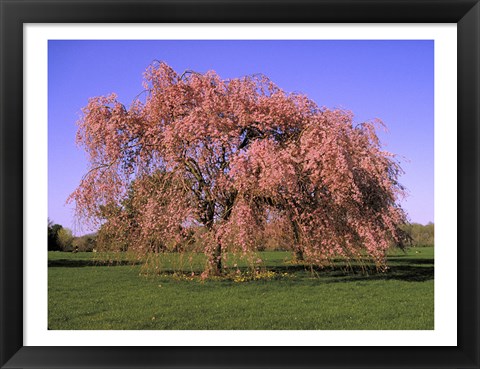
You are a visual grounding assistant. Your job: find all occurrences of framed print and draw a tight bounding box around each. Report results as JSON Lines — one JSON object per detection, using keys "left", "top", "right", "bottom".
{"left": 1, "top": 0, "right": 479, "bottom": 368}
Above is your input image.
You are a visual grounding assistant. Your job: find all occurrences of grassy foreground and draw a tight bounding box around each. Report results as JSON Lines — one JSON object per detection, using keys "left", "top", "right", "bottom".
{"left": 48, "top": 247, "right": 434, "bottom": 330}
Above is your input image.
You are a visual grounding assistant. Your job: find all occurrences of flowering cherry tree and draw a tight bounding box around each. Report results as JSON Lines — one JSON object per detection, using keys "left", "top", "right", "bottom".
{"left": 69, "top": 62, "right": 407, "bottom": 275}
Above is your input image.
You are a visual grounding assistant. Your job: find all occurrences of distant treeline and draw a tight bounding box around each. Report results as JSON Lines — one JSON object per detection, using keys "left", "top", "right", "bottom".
{"left": 48, "top": 219, "right": 96, "bottom": 252}
{"left": 48, "top": 218, "right": 434, "bottom": 252}
{"left": 401, "top": 222, "right": 434, "bottom": 247}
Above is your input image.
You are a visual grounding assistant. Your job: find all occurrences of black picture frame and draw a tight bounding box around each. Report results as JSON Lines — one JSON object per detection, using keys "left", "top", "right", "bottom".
{"left": 1, "top": 1, "right": 479, "bottom": 368}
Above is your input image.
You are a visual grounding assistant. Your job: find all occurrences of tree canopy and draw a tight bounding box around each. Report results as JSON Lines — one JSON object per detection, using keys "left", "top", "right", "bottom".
{"left": 48, "top": 218, "right": 63, "bottom": 251}
{"left": 68, "top": 61, "right": 407, "bottom": 275}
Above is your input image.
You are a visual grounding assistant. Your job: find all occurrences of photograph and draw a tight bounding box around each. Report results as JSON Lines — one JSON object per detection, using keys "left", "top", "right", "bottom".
{"left": 48, "top": 39, "right": 434, "bottom": 330}
{"left": 2, "top": 0, "right": 479, "bottom": 367}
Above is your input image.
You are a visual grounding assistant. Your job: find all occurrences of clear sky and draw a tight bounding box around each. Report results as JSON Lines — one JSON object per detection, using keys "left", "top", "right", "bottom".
{"left": 48, "top": 40, "right": 434, "bottom": 235}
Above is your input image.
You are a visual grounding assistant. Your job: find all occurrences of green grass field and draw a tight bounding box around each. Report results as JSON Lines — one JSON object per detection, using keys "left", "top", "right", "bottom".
{"left": 48, "top": 247, "right": 434, "bottom": 330}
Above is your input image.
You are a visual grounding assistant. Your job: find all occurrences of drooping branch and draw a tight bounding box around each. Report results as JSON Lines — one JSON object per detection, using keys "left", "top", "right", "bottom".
{"left": 69, "top": 61, "right": 408, "bottom": 276}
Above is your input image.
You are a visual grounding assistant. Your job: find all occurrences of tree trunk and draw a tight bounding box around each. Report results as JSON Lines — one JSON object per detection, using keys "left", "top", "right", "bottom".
{"left": 210, "top": 240, "right": 223, "bottom": 275}
{"left": 204, "top": 200, "right": 223, "bottom": 275}
{"left": 292, "top": 219, "right": 304, "bottom": 262}
{"left": 294, "top": 248, "right": 304, "bottom": 262}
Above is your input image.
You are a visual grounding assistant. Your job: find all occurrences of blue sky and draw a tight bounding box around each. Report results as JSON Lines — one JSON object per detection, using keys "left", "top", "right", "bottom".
{"left": 49, "top": 40, "right": 434, "bottom": 235}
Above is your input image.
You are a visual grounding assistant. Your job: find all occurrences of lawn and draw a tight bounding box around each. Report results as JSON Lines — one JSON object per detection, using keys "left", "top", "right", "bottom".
{"left": 48, "top": 247, "right": 434, "bottom": 330}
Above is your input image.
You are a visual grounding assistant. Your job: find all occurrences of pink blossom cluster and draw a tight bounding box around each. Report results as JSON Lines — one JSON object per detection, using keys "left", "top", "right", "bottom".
{"left": 68, "top": 62, "right": 408, "bottom": 273}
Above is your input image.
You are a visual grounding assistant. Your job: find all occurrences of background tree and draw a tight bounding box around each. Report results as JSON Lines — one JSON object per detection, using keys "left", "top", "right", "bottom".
{"left": 71, "top": 233, "right": 97, "bottom": 252}
{"left": 57, "top": 227, "right": 74, "bottom": 251}
{"left": 68, "top": 62, "right": 407, "bottom": 275}
{"left": 401, "top": 222, "right": 434, "bottom": 247}
{"left": 48, "top": 218, "right": 63, "bottom": 251}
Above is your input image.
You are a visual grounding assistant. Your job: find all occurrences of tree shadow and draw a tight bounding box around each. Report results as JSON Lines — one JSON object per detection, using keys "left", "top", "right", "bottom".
{"left": 388, "top": 258, "right": 433, "bottom": 265}
{"left": 48, "top": 257, "right": 434, "bottom": 283}
{"left": 264, "top": 258, "right": 434, "bottom": 283}
{"left": 322, "top": 264, "right": 434, "bottom": 283}
{"left": 48, "top": 259, "right": 142, "bottom": 267}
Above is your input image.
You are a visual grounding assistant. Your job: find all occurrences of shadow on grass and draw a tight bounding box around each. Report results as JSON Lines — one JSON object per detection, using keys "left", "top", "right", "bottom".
{"left": 48, "top": 259, "right": 142, "bottom": 267}
{"left": 48, "top": 257, "right": 433, "bottom": 283}
{"left": 321, "top": 265, "right": 434, "bottom": 283}
{"left": 388, "top": 258, "right": 433, "bottom": 265}
{"left": 151, "top": 260, "right": 433, "bottom": 283}
{"left": 263, "top": 261, "right": 434, "bottom": 283}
